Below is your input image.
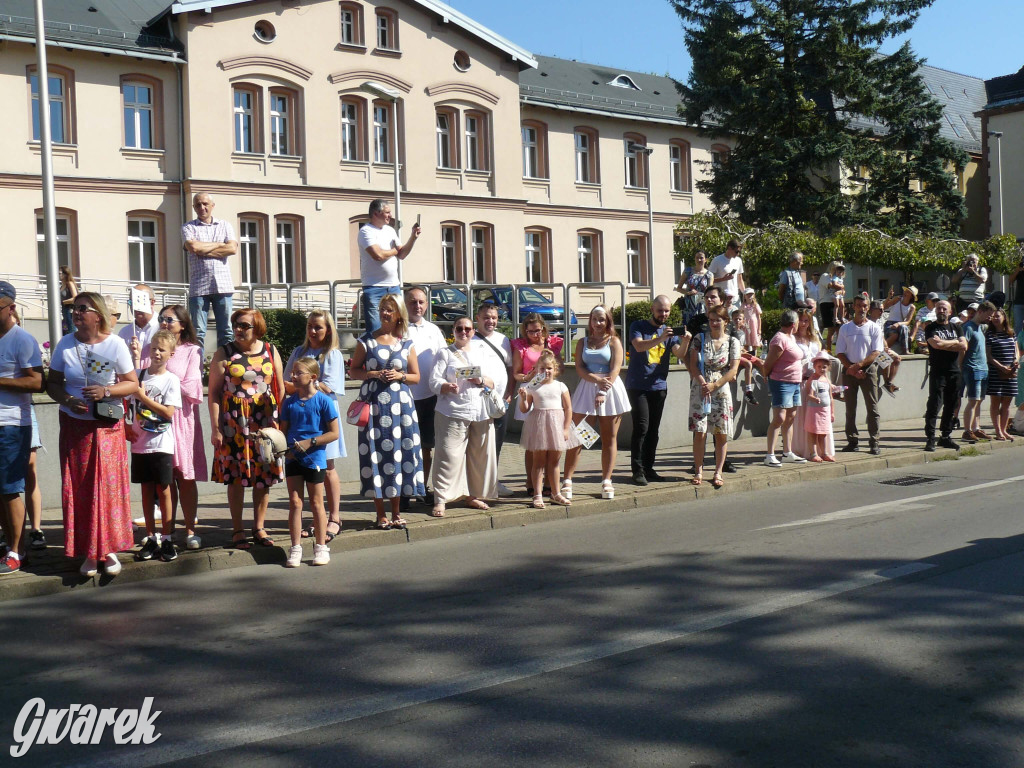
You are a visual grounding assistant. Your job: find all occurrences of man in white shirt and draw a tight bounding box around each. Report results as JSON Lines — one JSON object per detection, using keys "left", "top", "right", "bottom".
{"left": 359, "top": 198, "right": 422, "bottom": 333}
{"left": 118, "top": 283, "right": 159, "bottom": 370}
{"left": 836, "top": 294, "right": 885, "bottom": 455}
{"left": 472, "top": 302, "right": 514, "bottom": 497}
{"left": 708, "top": 238, "right": 745, "bottom": 310}
{"left": 0, "top": 282, "right": 44, "bottom": 575}
{"left": 404, "top": 287, "right": 446, "bottom": 506}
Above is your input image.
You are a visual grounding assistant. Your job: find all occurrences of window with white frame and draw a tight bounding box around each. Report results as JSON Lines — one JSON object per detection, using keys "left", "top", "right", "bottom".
{"left": 471, "top": 226, "right": 492, "bottom": 283}
{"left": 339, "top": 3, "right": 364, "bottom": 46}
{"left": 122, "top": 82, "right": 153, "bottom": 149}
{"left": 375, "top": 8, "right": 398, "bottom": 51}
{"left": 465, "top": 114, "right": 480, "bottom": 171}
{"left": 239, "top": 219, "right": 261, "bottom": 284}
{"left": 269, "top": 91, "right": 290, "bottom": 155}
{"left": 577, "top": 232, "right": 602, "bottom": 283}
{"left": 441, "top": 225, "right": 463, "bottom": 282}
{"left": 36, "top": 215, "right": 71, "bottom": 275}
{"left": 30, "top": 71, "right": 68, "bottom": 144}
{"left": 341, "top": 98, "right": 363, "bottom": 161}
{"left": 626, "top": 235, "right": 647, "bottom": 287}
{"left": 623, "top": 137, "right": 649, "bottom": 188}
{"left": 127, "top": 218, "right": 159, "bottom": 283}
{"left": 373, "top": 103, "right": 390, "bottom": 164}
{"left": 525, "top": 231, "right": 542, "bottom": 283}
{"left": 575, "top": 131, "right": 591, "bottom": 183}
{"left": 522, "top": 125, "right": 539, "bottom": 178}
{"left": 669, "top": 142, "right": 689, "bottom": 192}
{"left": 233, "top": 87, "right": 256, "bottom": 153}
{"left": 436, "top": 111, "right": 453, "bottom": 168}
{"left": 276, "top": 220, "right": 295, "bottom": 284}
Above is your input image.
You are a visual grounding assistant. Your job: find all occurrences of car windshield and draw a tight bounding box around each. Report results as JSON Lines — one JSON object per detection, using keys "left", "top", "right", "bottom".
{"left": 432, "top": 287, "right": 467, "bottom": 304}
{"left": 518, "top": 287, "right": 550, "bottom": 304}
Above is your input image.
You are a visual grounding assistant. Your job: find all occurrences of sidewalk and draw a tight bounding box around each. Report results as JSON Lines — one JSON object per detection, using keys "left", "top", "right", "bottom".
{"left": 3, "top": 417, "right": 1019, "bottom": 602}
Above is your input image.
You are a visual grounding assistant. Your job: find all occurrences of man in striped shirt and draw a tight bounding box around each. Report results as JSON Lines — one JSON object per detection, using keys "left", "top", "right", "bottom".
{"left": 182, "top": 192, "right": 237, "bottom": 350}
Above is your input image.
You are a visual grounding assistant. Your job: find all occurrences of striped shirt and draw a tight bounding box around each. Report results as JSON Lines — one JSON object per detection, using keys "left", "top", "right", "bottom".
{"left": 182, "top": 217, "right": 236, "bottom": 295}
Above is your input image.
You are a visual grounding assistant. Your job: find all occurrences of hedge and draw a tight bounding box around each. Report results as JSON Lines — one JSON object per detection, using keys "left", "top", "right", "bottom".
{"left": 263, "top": 308, "right": 309, "bottom": 363}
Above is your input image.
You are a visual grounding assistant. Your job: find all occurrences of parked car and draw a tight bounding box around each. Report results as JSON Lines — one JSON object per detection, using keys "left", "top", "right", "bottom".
{"left": 429, "top": 286, "right": 509, "bottom": 322}
{"left": 475, "top": 286, "right": 578, "bottom": 331}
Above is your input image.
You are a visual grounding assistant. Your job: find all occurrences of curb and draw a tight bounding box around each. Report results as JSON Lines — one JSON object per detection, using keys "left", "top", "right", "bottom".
{"left": 1, "top": 439, "right": 1019, "bottom": 603}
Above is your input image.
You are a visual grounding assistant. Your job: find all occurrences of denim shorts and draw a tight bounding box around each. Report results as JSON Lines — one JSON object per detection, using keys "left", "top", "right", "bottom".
{"left": 0, "top": 425, "right": 32, "bottom": 495}
{"left": 769, "top": 379, "right": 802, "bottom": 409}
{"left": 962, "top": 368, "right": 988, "bottom": 401}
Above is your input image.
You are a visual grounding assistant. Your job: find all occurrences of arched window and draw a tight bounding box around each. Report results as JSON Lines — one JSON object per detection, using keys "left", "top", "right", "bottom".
{"left": 669, "top": 139, "right": 691, "bottom": 192}
{"left": 27, "top": 64, "right": 75, "bottom": 144}
{"left": 577, "top": 229, "right": 603, "bottom": 283}
{"left": 126, "top": 210, "right": 166, "bottom": 282}
{"left": 623, "top": 133, "right": 647, "bottom": 188}
{"left": 340, "top": 95, "right": 367, "bottom": 162}
{"left": 574, "top": 126, "right": 599, "bottom": 184}
{"left": 524, "top": 227, "right": 551, "bottom": 283}
{"left": 522, "top": 120, "right": 549, "bottom": 179}
{"left": 120, "top": 74, "right": 163, "bottom": 150}
{"left": 440, "top": 222, "right": 466, "bottom": 283}
{"left": 339, "top": 2, "right": 365, "bottom": 47}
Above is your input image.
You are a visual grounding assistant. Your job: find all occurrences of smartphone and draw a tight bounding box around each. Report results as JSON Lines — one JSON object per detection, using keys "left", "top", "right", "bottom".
{"left": 415, "top": 213, "right": 421, "bottom": 228}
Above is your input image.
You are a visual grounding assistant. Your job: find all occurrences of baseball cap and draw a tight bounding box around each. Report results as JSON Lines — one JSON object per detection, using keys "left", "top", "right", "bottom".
{"left": 742, "top": 287, "right": 755, "bottom": 295}
{"left": 967, "top": 302, "right": 979, "bottom": 310}
{"left": 0, "top": 280, "right": 15, "bottom": 307}
{"left": 925, "top": 292, "right": 939, "bottom": 302}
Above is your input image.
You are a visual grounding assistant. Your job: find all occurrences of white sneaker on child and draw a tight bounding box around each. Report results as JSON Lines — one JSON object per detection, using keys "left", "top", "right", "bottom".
{"left": 312, "top": 544, "right": 330, "bottom": 566}
{"left": 285, "top": 545, "right": 302, "bottom": 568}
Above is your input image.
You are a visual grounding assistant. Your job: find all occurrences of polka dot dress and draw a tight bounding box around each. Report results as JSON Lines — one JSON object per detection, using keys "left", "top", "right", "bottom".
{"left": 357, "top": 335, "right": 426, "bottom": 500}
{"left": 211, "top": 342, "right": 284, "bottom": 487}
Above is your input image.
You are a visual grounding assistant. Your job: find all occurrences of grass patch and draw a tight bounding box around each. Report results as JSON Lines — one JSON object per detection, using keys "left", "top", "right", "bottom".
{"left": 929, "top": 453, "right": 960, "bottom": 462}
{"left": 959, "top": 446, "right": 982, "bottom": 457}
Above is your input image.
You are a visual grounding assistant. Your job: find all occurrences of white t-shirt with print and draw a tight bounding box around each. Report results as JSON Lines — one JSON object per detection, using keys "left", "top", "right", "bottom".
{"left": 131, "top": 370, "right": 181, "bottom": 455}
{"left": 50, "top": 333, "right": 135, "bottom": 421}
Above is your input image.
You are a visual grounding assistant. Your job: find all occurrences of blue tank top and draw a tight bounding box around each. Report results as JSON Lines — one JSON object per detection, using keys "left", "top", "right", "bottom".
{"left": 581, "top": 340, "right": 612, "bottom": 374}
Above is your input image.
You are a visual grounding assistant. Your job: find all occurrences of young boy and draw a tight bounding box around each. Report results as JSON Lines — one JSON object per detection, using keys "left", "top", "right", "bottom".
{"left": 130, "top": 330, "right": 181, "bottom": 562}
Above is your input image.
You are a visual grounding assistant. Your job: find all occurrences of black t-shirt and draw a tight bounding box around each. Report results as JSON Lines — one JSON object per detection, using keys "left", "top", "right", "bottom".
{"left": 925, "top": 321, "right": 963, "bottom": 374}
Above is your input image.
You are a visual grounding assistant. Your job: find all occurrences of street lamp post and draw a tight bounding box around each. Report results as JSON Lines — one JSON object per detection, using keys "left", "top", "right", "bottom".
{"left": 361, "top": 81, "right": 403, "bottom": 282}
{"left": 988, "top": 130, "right": 1006, "bottom": 298}
{"left": 628, "top": 142, "right": 655, "bottom": 300}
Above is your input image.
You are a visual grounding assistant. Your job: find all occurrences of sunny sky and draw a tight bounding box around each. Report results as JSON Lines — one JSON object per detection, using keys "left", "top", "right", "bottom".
{"left": 449, "top": 0, "right": 1022, "bottom": 83}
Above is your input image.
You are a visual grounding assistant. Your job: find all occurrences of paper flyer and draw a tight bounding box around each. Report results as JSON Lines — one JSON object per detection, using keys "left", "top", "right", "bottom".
{"left": 455, "top": 366, "right": 482, "bottom": 379}
{"left": 130, "top": 287, "right": 152, "bottom": 315}
{"left": 573, "top": 419, "right": 600, "bottom": 449}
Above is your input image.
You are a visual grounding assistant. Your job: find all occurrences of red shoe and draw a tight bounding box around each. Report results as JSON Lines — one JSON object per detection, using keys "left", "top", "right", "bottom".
{"left": 0, "top": 553, "right": 21, "bottom": 575}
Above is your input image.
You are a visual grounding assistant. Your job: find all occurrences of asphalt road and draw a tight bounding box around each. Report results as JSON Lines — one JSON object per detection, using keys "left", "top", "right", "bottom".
{"left": 3, "top": 451, "right": 1024, "bottom": 767}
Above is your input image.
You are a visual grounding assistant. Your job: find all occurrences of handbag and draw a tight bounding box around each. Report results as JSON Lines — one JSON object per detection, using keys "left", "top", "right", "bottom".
{"left": 76, "top": 342, "right": 125, "bottom": 423}
{"left": 346, "top": 398, "right": 370, "bottom": 428}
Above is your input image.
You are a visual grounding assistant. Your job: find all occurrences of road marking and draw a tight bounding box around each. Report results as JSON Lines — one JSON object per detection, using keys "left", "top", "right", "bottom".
{"left": 66, "top": 565, "right": 934, "bottom": 768}
{"left": 759, "top": 475, "right": 1024, "bottom": 530}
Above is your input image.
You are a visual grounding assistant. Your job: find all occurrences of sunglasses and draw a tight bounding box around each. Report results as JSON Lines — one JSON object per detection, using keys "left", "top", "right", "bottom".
{"left": 454, "top": 327, "right": 474, "bottom": 334}
{"left": 233, "top": 322, "right": 255, "bottom": 330}
{"left": 72, "top": 305, "right": 99, "bottom": 314}
{"left": 526, "top": 328, "right": 543, "bottom": 335}
{"left": 158, "top": 316, "right": 180, "bottom": 324}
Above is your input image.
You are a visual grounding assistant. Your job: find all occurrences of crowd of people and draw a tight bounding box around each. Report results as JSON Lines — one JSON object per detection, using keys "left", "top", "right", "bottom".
{"left": 3, "top": 204, "right": 1024, "bottom": 578}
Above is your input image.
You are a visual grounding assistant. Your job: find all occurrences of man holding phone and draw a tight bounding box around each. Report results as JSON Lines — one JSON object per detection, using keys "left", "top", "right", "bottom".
{"left": 358, "top": 199, "right": 422, "bottom": 333}
{"left": 709, "top": 238, "right": 745, "bottom": 310}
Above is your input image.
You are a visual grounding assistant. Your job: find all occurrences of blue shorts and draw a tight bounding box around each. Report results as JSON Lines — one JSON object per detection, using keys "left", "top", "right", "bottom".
{"left": 769, "top": 379, "right": 802, "bottom": 409}
{"left": 963, "top": 368, "right": 988, "bottom": 401}
{"left": 0, "top": 425, "right": 32, "bottom": 495}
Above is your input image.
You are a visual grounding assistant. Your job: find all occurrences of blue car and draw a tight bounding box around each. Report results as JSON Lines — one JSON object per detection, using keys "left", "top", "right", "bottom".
{"left": 429, "top": 286, "right": 509, "bottom": 322}
{"left": 475, "top": 286, "right": 578, "bottom": 332}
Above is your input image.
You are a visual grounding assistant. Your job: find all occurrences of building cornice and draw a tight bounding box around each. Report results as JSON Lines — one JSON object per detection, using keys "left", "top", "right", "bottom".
{"left": 0, "top": 173, "right": 180, "bottom": 195}
{"left": 218, "top": 55, "right": 312, "bottom": 81}
{"left": 426, "top": 82, "right": 500, "bottom": 105}
{"left": 328, "top": 70, "right": 413, "bottom": 93}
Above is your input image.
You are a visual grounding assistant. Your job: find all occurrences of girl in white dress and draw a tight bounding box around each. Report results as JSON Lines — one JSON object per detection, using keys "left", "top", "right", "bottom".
{"left": 518, "top": 350, "right": 576, "bottom": 509}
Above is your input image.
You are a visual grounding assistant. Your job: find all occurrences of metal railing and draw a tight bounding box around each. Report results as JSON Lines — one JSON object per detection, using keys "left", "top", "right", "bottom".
{"left": 566, "top": 282, "right": 629, "bottom": 346}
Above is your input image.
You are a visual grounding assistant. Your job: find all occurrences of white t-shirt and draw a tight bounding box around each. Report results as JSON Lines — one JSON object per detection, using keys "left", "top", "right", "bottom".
{"left": 131, "top": 370, "right": 181, "bottom": 455}
{"left": 0, "top": 326, "right": 43, "bottom": 427}
{"left": 405, "top": 319, "right": 447, "bottom": 400}
{"left": 472, "top": 330, "right": 512, "bottom": 400}
{"left": 50, "top": 333, "right": 135, "bottom": 421}
{"left": 709, "top": 252, "right": 744, "bottom": 302}
{"left": 817, "top": 273, "right": 836, "bottom": 303}
{"left": 358, "top": 223, "right": 402, "bottom": 287}
{"left": 835, "top": 319, "right": 884, "bottom": 364}
{"left": 118, "top": 315, "right": 160, "bottom": 370}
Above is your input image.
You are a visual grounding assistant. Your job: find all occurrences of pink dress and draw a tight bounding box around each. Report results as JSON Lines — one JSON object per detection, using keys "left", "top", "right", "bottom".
{"left": 804, "top": 378, "right": 834, "bottom": 435}
{"left": 520, "top": 380, "right": 580, "bottom": 451}
{"left": 166, "top": 342, "right": 208, "bottom": 481}
{"left": 742, "top": 302, "right": 762, "bottom": 348}
{"left": 511, "top": 336, "right": 565, "bottom": 422}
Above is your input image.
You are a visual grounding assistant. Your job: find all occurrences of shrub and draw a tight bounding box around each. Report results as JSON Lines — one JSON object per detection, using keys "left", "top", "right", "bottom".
{"left": 262, "top": 308, "right": 309, "bottom": 363}
{"left": 760, "top": 309, "right": 785, "bottom": 342}
{"left": 612, "top": 300, "right": 682, "bottom": 330}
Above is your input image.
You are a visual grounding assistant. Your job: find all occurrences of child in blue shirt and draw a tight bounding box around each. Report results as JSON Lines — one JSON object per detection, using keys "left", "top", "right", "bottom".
{"left": 280, "top": 357, "right": 339, "bottom": 568}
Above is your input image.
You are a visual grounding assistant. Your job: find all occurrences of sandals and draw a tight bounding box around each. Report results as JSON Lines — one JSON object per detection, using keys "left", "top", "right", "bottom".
{"left": 252, "top": 528, "right": 275, "bottom": 547}
{"left": 561, "top": 480, "right": 573, "bottom": 500}
{"left": 390, "top": 517, "right": 408, "bottom": 529}
{"left": 466, "top": 499, "right": 489, "bottom": 511}
{"left": 430, "top": 505, "right": 446, "bottom": 518}
{"left": 711, "top": 473, "right": 724, "bottom": 489}
{"left": 550, "top": 493, "right": 572, "bottom": 507}
{"left": 601, "top": 480, "right": 614, "bottom": 500}
{"left": 325, "top": 521, "right": 341, "bottom": 542}
{"left": 374, "top": 519, "right": 392, "bottom": 530}
{"left": 531, "top": 494, "right": 545, "bottom": 509}
{"left": 300, "top": 525, "right": 314, "bottom": 539}
{"left": 691, "top": 472, "right": 703, "bottom": 486}
{"left": 231, "top": 530, "right": 252, "bottom": 550}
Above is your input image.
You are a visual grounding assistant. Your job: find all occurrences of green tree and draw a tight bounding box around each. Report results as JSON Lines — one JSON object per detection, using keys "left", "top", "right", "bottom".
{"left": 851, "top": 45, "right": 968, "bottom": 237}
{"left": 668, "top": 0, "right": 962, "bottom": 236}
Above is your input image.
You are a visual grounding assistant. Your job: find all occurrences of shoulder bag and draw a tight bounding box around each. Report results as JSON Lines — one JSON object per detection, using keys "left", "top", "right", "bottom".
{"left": 451, "top": 345, "right": 506, "bottom": 419}
{"left": 76, "top": 343, "right": 125, "bottom": 423}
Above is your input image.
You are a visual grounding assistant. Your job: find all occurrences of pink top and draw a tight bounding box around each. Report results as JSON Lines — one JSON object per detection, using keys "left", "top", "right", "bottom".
{"left": 511, "top": 335, "right": 564, "bottom": 377}
{"left": 166, "top": 342, "right": 208, "bottom": 481}
{"left": 742, "top": 302, "right": 762, "bottom": 347}
{"left": 768, "top": 332, "right": 803, "bottom": 383}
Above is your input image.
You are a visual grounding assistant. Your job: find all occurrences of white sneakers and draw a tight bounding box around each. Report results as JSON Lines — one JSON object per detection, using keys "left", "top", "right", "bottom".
{"left": 287, "top": 544, "right": 331, "bottom": 567}
{"left": 186, "top": 534, "right": 202, "bottom": 550}
{"left": 601, "top": 480, "right": 615, "bottom": 499}
{"left": 312, "top": 544, "right": 330, "bottom": 566}
{"left": 781, "top": 452, "right": 807, "bottom": 463}
{"left": 497, "top": 482, "right": 514, "bottom": 498}
{"left": 104, "top": 554, "right": 122, "bottom": 575}
{"left": 763, "top": 454, "right": 782, "bottom": 467}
